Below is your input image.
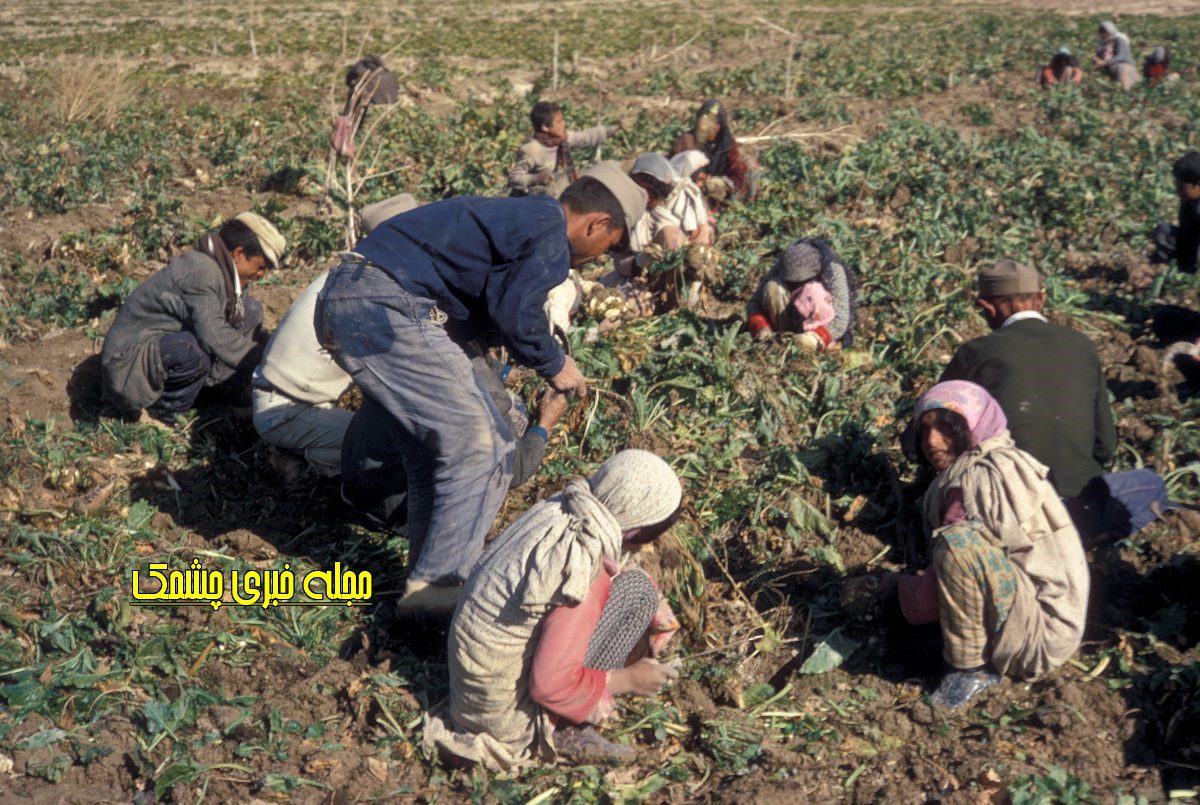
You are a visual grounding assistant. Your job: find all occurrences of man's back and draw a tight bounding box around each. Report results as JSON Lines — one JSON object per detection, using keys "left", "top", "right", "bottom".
{"left": 940, "top": 317, "right": 1117, "bottom": 497}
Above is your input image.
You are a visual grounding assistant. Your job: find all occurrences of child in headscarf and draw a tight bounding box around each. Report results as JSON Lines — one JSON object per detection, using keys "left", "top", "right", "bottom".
{"left": 1038, "top": 47, "right": 1083, "bottom": 88}
{"left": 1093, "top": 21, "right": 1136, "bottom": 90}
{"left": 745, "top": 238, "right": 859, "bottom": 351}
{"left": 667, "top": 150, "right": 716, "bottom": 246}
{"left": 329, "top": 55, "right": 399, "bottom": 159}
{"left": 628, "top": 152, "right": 686, "bottom": 252}
{"left": 671, "top": 99, "right": 757, "bottom": 205}
{"left": 424, "top": 450, "right": 684, "bottom": 770}
{"left": 886, "top": 381, "right": 1089, "bottom": 709}
{"left": 584, "top": 153, "right": 719, "bottom": 321}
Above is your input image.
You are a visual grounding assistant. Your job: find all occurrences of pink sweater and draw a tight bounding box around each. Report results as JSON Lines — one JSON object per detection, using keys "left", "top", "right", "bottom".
{"left": 791, "top": 280, "right": 835, "bottom": 332}
{"left": 528, "top": 562, "right": 617, "bottom": 724}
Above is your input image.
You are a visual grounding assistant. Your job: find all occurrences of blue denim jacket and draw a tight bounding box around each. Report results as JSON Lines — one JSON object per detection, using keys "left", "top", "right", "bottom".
{"left": 355, "top": 196, "right": 570, "bottom": 376}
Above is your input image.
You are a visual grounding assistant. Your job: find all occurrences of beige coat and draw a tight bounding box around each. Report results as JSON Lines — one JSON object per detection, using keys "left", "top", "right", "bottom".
{"left": 923, "top": 434, "right": 1089, "bottom": 679}
{"left": 424, "top": 479, "right": 622, "bottom": 770}
{"left": 258, "top": 271, "right": 350, "bottom": 405}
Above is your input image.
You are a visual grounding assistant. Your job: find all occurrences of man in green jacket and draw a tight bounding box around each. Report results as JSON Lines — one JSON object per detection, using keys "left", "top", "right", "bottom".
{"left": 101, "top": 213, "right": 286, "bottom": 424}
{"left": 939, "top": 259, "right": 1117, "bottom": 499}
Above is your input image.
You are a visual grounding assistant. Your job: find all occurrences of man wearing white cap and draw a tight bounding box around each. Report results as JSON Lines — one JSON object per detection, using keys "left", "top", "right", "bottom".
{"left": 101, "top": 212, "right": 285, "bottom": 424}
{"left": 316, "top": 163, "right": 646, "bottom": 615}
{"left": 250, "top": 194, "right": 418, "bottom": 478}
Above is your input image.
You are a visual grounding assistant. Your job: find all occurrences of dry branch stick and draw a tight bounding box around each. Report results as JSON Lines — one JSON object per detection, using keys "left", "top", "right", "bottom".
{"left": 648, "top": 30, "right": 702, "bottom": 64}
{"left": 752, "top": 111, "right": 801, "bottom": 138}
{"left": 705, "top": 514, "right": 775, "bottom": 636}
{"left": 739, "top": 126, "right": 861, "bottom": 145}
{"left": 753, "top": 15, "right": 800, "bottom": 40}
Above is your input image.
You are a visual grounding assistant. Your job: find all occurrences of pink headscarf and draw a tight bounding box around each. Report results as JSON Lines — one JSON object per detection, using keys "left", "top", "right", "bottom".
{"left": 790, "top": 280, "right": 835, "bottom": 332}
{"left": 914, "top": 380, "right": 1007, "bottom": 447}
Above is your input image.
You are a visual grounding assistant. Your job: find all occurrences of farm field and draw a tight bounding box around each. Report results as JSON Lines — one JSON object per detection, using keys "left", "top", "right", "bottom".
{"left": 1, "top": 0, "right": 1199, "bottom": 801}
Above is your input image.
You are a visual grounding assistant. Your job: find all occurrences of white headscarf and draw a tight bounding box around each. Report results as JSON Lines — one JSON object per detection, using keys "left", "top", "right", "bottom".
{"left": 670, "top": 150, "right": 710, "bottom": 182}
{"left": 589, "top": 449, "right": 683, "bottom": 531}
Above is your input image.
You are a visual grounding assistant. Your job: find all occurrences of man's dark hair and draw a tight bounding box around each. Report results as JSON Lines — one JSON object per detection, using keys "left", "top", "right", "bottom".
{"left": 980, "top": 292, "right": 1043, "bottom": 307}
{"left": 1173, "top": 152, "right": 1200, "bottom": 185}
{"left": 560, "top": 176, "right": 625, "bottom": 238}
{"left": 218, "top": 219, "right": 265, "bottom": 259}
{"left": 531, "top": 101, "right": 562, "bottom": 131}
{"left": 916, "top": 408, "right": 973, "bottom": 465}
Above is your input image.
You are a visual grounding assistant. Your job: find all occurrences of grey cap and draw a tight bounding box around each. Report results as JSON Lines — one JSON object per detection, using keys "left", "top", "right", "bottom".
{"left": 579, "top": 161, "right": 648, "bottom": 236}
{"left": 978, "top": 259, "right": 1043, "bottom": 297}
{"left": 631, "top": 153, "right": 676, "bottom": 186}
{"left": 360, "top": 193, "right": 418, "bottom": 235}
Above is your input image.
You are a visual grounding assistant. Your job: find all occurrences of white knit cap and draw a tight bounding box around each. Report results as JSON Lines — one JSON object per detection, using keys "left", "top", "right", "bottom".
{"left": 589, "top": 449, "right": 682, "bottom": 531}
{"left": 233, "top": 212, "right": 286, "bottom": 268}
{"left": 670, "top": 150, "right": 710, "bottom": 181}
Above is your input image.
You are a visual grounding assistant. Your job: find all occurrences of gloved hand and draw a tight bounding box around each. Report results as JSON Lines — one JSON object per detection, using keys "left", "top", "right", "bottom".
{"left": 605, "top": 123, "right": 621, "bottom": 137}
{"left": 754, "top": 326, "right": 773, "bottom": 342}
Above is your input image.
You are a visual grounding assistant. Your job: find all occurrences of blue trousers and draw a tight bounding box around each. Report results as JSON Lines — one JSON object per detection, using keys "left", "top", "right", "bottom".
{"left": 317, "top": 259, "right": 515, "bottom": 585}
{"left": 151, "top": 297, "right": 263, "bottom": 417}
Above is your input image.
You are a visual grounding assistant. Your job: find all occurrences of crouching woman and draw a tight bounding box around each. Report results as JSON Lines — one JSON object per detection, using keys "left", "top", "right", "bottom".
{"left": 424, "top": 449, "right": 684, "bottom": 770}
{"left": 746, "top": 238, "right": 858, "bottom": 351}
{"left": 892, "top": 381, "right": 1089, "bottom": 709}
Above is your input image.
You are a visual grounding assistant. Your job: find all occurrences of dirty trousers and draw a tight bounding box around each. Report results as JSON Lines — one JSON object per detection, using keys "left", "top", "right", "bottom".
{"left": 316, "top": 259, "right": 515, "bottom": 585}
{"left": 151, "top": 297, "right": 263, "bottom": 417}
{"left": 932, "top": 521, "right": 1019, "bottom": 670}
{"left": 251, "top": 386, "right": 352, "bottom": 477}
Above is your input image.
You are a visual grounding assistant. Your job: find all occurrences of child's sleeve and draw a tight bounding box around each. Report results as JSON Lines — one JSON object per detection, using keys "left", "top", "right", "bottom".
{"left": 508, "top": 142, "right": 542, "bottom": 192}
{"left": 567, "top": 124, "right": 609, "bottom": 149}
{"left": 746, "top": 278, "right": 772, "bottom": 335}
{"left": 898, "top": 570, "right": 939, "bottom": 625}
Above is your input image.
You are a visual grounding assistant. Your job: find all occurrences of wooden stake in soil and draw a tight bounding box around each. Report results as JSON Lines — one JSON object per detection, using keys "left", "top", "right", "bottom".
{"left": 249, "top": 1, "right": 258, "bottom": 59}
{"left": 552, "top": 30, "right": 559, "bottom": 91}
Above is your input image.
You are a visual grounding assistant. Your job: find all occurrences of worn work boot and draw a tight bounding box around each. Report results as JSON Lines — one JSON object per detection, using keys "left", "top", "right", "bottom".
{"left": 394, "top": 579, "right": 462, "bottom": 620}
{"left": 554, "top": 725, "right": 637, "bottom": 765}
{"left": 930, "top": 667, "right": 1001, "bottom": 710}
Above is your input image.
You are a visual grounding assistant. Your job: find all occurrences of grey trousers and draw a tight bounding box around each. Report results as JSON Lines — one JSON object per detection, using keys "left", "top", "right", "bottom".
{"left": 316, "top": 259, "right": 515, "bottom": 585}
{"left": 251, "top": 387, "right": 352, "bottom": 477}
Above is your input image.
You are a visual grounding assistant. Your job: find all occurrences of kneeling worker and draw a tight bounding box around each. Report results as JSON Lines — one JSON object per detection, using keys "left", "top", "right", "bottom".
{"left": 101, "top": 213, "right": 285, "bottom": 425}
{"left": 251, "top": 194, "right": 417, "bottom": 477}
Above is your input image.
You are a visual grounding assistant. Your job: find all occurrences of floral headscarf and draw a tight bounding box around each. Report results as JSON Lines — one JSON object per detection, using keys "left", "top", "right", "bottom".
{"left": 914, "top": 380, "right": 1007, "bottom": 447}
